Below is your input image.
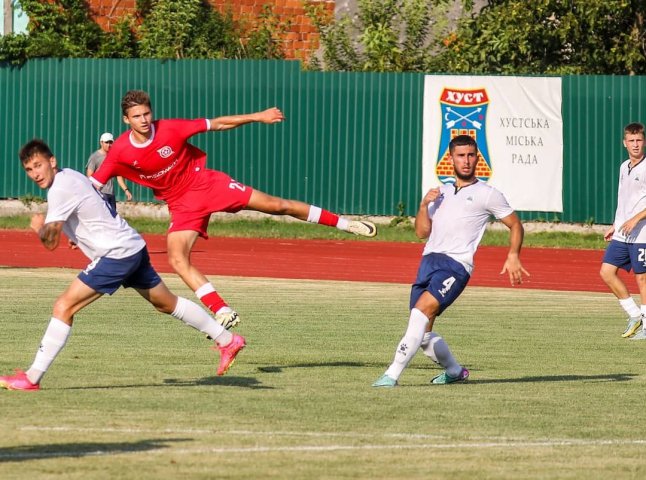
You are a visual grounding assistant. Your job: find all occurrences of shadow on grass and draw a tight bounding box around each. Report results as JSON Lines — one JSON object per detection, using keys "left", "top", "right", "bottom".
{"left": 469, "top": 373, "right": 637, "bottom": 384}
{"left": 239, "top": 363, "right": 637, "bottom": 386}
{"left": 408, "top": 373, "right": 637, "bottom": 386}
{"left": 166, "top": 376, "right": 273, "bottom": 389}
{"left": 257, "top": 361, "right": 373, "bottom": 373}
{"left": 59, "top": 376, "right": 272, "bottom": 390}
{"left": 0, "top": 437, "right": 190, "bottom": 462}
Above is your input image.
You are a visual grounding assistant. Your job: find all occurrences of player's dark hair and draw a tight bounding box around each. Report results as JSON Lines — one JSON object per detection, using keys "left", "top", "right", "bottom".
{"left": 624, "top": 122, "right": 645, "bottom": 137}
{"left": 121, "top": 90, "right": 152, "bottom": 116}
{"left": 19, "top": 139, "right": 53, "bottom": 164}
{"left": 449, "top": 134, "right": 478, "bottom": 154}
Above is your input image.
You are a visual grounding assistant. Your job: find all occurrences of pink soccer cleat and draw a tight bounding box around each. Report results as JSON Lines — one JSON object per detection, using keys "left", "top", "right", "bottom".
{"left": 0, "top": 369, "right": 40, "bottom": 391}
{"left": 214, "top": 334, "right": 246, "bottom": 376}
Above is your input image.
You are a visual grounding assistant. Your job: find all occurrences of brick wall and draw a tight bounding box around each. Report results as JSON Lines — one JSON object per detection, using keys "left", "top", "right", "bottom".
{"left": 90, "top": 0, "right": 137, "bottom": 30}
{"left": 88, "top": 0, "right": 335, "bottom": 62}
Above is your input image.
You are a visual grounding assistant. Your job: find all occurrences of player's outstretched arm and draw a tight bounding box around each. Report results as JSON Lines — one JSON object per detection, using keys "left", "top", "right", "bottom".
{"left": 209, "top": 107, "right": 285, "bottom": 131}
{"left": 30, "top": 213, "right": 64, "bottom": 251}
{"left": 499, "top": 212, "right": 530, "bottom": 286}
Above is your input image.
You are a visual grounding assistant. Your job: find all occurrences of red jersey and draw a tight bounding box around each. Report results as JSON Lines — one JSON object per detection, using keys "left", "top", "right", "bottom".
{"left": 91, "top": 118, "right": 210, "bottom": 202}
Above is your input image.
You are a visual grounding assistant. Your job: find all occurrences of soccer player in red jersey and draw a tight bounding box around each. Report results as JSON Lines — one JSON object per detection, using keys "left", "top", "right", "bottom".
{"left": 91, "top": 90, "right": 377, "bottom": 329}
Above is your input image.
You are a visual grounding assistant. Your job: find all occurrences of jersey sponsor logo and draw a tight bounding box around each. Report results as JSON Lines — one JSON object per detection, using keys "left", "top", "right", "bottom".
{"left": 139, "top": 158, "right": 180, "bottom": 181}
{"left": 157, "top": 146, "right": 174, "bottom": 158}
{"left": 436, "top": 87, "right": 492, "bottom": 184}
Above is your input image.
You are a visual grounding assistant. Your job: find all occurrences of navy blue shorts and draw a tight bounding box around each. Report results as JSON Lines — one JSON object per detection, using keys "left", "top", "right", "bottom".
{"left": 410, "top": 253, "right": 470, "bottom": 314}
{"left": 78, "top": 247, "right": 162, "bottom": 295}
{"left": 602, "top": 240, "right": 646, "bottom": 274}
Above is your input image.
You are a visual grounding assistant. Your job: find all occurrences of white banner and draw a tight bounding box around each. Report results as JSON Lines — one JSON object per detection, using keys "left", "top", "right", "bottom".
{"left": 422, "top": 76, "right": 563, "bottom": 212}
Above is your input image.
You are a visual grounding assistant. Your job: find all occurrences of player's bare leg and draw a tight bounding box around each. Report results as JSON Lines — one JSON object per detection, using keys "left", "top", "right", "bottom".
{"left": 600, "top": 263, "right": 632, "bottom": 299}
{"left": 600, "top": 262, "right": 643, "bottom": 337}
{"left": 0, "top": 279, "right": 103, "bottom": 390}
{"left": 246, "top": 190, "right": 377, "bottom": 237}
{"left": 135, "top": 282, "right": 245, "bottom": 374}
{"left": 135, "top": 281, "right": 180, "bottom": 314}
{"left": 635, "top": 272, "right": 646, "bottom": 307}
{"left": 629, "top": 272, "right": 646, "bottom": 339}
{"left": 51, "top": 278, "right": 104, "bottom": 325}
{"left": 167, "top": 230, "right": 239, "bottom": 329}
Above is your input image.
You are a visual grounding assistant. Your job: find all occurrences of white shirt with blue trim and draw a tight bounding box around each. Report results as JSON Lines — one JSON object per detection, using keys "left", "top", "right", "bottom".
{"left": 612, "top": 157, "right": 646, "bottom": 243}
{"left": 422, "top": 181, "right": 514, "bottom": 274}
{"left": 45, "top": 168, "right": 145, "bottom": 260}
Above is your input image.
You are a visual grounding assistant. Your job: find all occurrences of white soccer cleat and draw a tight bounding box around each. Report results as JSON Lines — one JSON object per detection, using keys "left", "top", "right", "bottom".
{"left": 347, "top": 220, "right": 377, "bottom": 237}
{"left": 622, "top": 316, "right": 643, "bottom": 338}
{"left": 215, "top": 307, "right": 240, "bottom": 330}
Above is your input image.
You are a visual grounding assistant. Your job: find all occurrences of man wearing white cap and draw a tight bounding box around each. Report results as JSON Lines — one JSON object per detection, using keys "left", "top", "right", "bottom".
{"left": 86, "top": 132, "right": 132, "bottom": 210}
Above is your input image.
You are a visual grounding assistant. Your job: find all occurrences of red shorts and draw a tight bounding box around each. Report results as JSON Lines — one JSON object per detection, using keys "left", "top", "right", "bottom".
{"left": 167, "top": 169, "right": 253, "bottom": 238}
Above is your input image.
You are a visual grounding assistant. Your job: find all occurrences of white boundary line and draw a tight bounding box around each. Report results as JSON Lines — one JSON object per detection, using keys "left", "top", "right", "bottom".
{"left": 21, "top": 426, "right": 448, "bottom": 439}
{"left": 3, "top": 439, "right": 646, "bottom": 461}
{"left": 19, "top": 426, "right": 646, "bottom": 444}
{"left": 2, "top": 426, "right": 643, "bottom": 461}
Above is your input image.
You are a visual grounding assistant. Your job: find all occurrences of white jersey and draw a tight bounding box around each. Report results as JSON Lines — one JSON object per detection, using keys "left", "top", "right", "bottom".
{"left": 612, "top": 157, "right": 646, "bottom": 243}
{"left": 45, "top": 168, "right": 145, "bottom": 260}
{"left": 422, "top": 181, "right": 514, "bottom": 274}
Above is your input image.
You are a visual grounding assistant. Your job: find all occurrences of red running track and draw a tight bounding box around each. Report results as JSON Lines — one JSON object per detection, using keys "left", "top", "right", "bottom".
{"left": 0, "top": 229, "right": 625, "bottom": 293}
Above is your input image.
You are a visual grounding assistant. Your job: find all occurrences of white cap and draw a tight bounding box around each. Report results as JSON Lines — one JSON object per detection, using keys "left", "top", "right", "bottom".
{"left": 100, "top": 132, "right": 114, "bottom": 143}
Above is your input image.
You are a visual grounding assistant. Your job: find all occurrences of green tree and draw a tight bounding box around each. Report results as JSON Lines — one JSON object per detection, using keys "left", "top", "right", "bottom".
{"left": 442, "top": 0, "right": 646, "bottom": 75}
{"left": 242, "top": 4, "right": 290, "bottom": 60}
{"left": 138, "top": 0, "right": 289, "bottom": 60}
{"left": 97, "top": 16, "right": 139, "bottom": 59}
{"left": 305, "top": 0, "right": 472, "bottom": 72}
{"left": 138, "top": 0, "right": 204, "bottom": 59}
{"left": 138, "top": 0, "right": 240, "bottom": 59}
{"left": 0, "top": 0, "right": 288, "bottom": 64}
{"left": 0, "top": 0, "right": 106, "bottom": 63}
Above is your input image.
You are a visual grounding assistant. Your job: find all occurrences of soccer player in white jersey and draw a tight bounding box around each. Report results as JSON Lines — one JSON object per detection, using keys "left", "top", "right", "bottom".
{"left": 600, "top": 122, "right": 646, "bottom": 339}
{"left": 373, "top": 135, "right": 529, "bottom": 387}
{"left": 0, "top": 139, "right": 245, "bottom": 391}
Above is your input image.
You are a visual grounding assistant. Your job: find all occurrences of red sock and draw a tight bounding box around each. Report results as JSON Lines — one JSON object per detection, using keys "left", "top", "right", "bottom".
{"left": 199, "top": 291, "right": 227, "bottom": 314}
{"left": 318, "top": 209, "right": 339, "bottom": 227}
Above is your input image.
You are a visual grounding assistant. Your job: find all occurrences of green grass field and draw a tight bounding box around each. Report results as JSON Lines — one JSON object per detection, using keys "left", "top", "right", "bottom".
{"left": 1, "top": 269, "right": 645, "bottom": 479}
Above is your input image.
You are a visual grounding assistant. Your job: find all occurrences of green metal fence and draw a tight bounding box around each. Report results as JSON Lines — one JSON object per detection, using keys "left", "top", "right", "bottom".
{"left": 0, "top": 59, "right": 422, "bottom": 218}
{"left": 1, "top": 59, "right": 644, "bottom": 223}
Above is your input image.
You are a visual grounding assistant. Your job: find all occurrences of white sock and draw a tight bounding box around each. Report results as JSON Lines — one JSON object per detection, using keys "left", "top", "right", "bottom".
{"left": 620, "top": 297, "right": 641, "bottom": 318}
{"left": 420, "top": 332, "right": 438, "bottom": 363}
{"left": 336, "top": 218, "right": 349, "bottom": 230}
{"left": 640, "top": 304, "right": 646, "bottom": 318}
{"left": 421, "top": 332, "right": 463, "bottom": 378}
{"left": 27, "top": 317, "right": 72, "bottom": 384}
{"left": 306, "top": 206, "right": 322, "bottom": 223}
{"left": 384, "top": 308, "right": 429, "bottom": 380}
{"left": 171, "top": 297, "right": 232, "bottom": 346}
{"left": 195, "top": 283, "right": 216, "bottom": 298}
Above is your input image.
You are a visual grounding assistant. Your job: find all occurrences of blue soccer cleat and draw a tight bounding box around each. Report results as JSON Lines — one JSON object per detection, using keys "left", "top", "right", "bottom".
{"left": 431, "top": 367, "right": 469, "bottom": 385}
{"left": 372, "top": 374, "right": 397, "bottom": 388}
